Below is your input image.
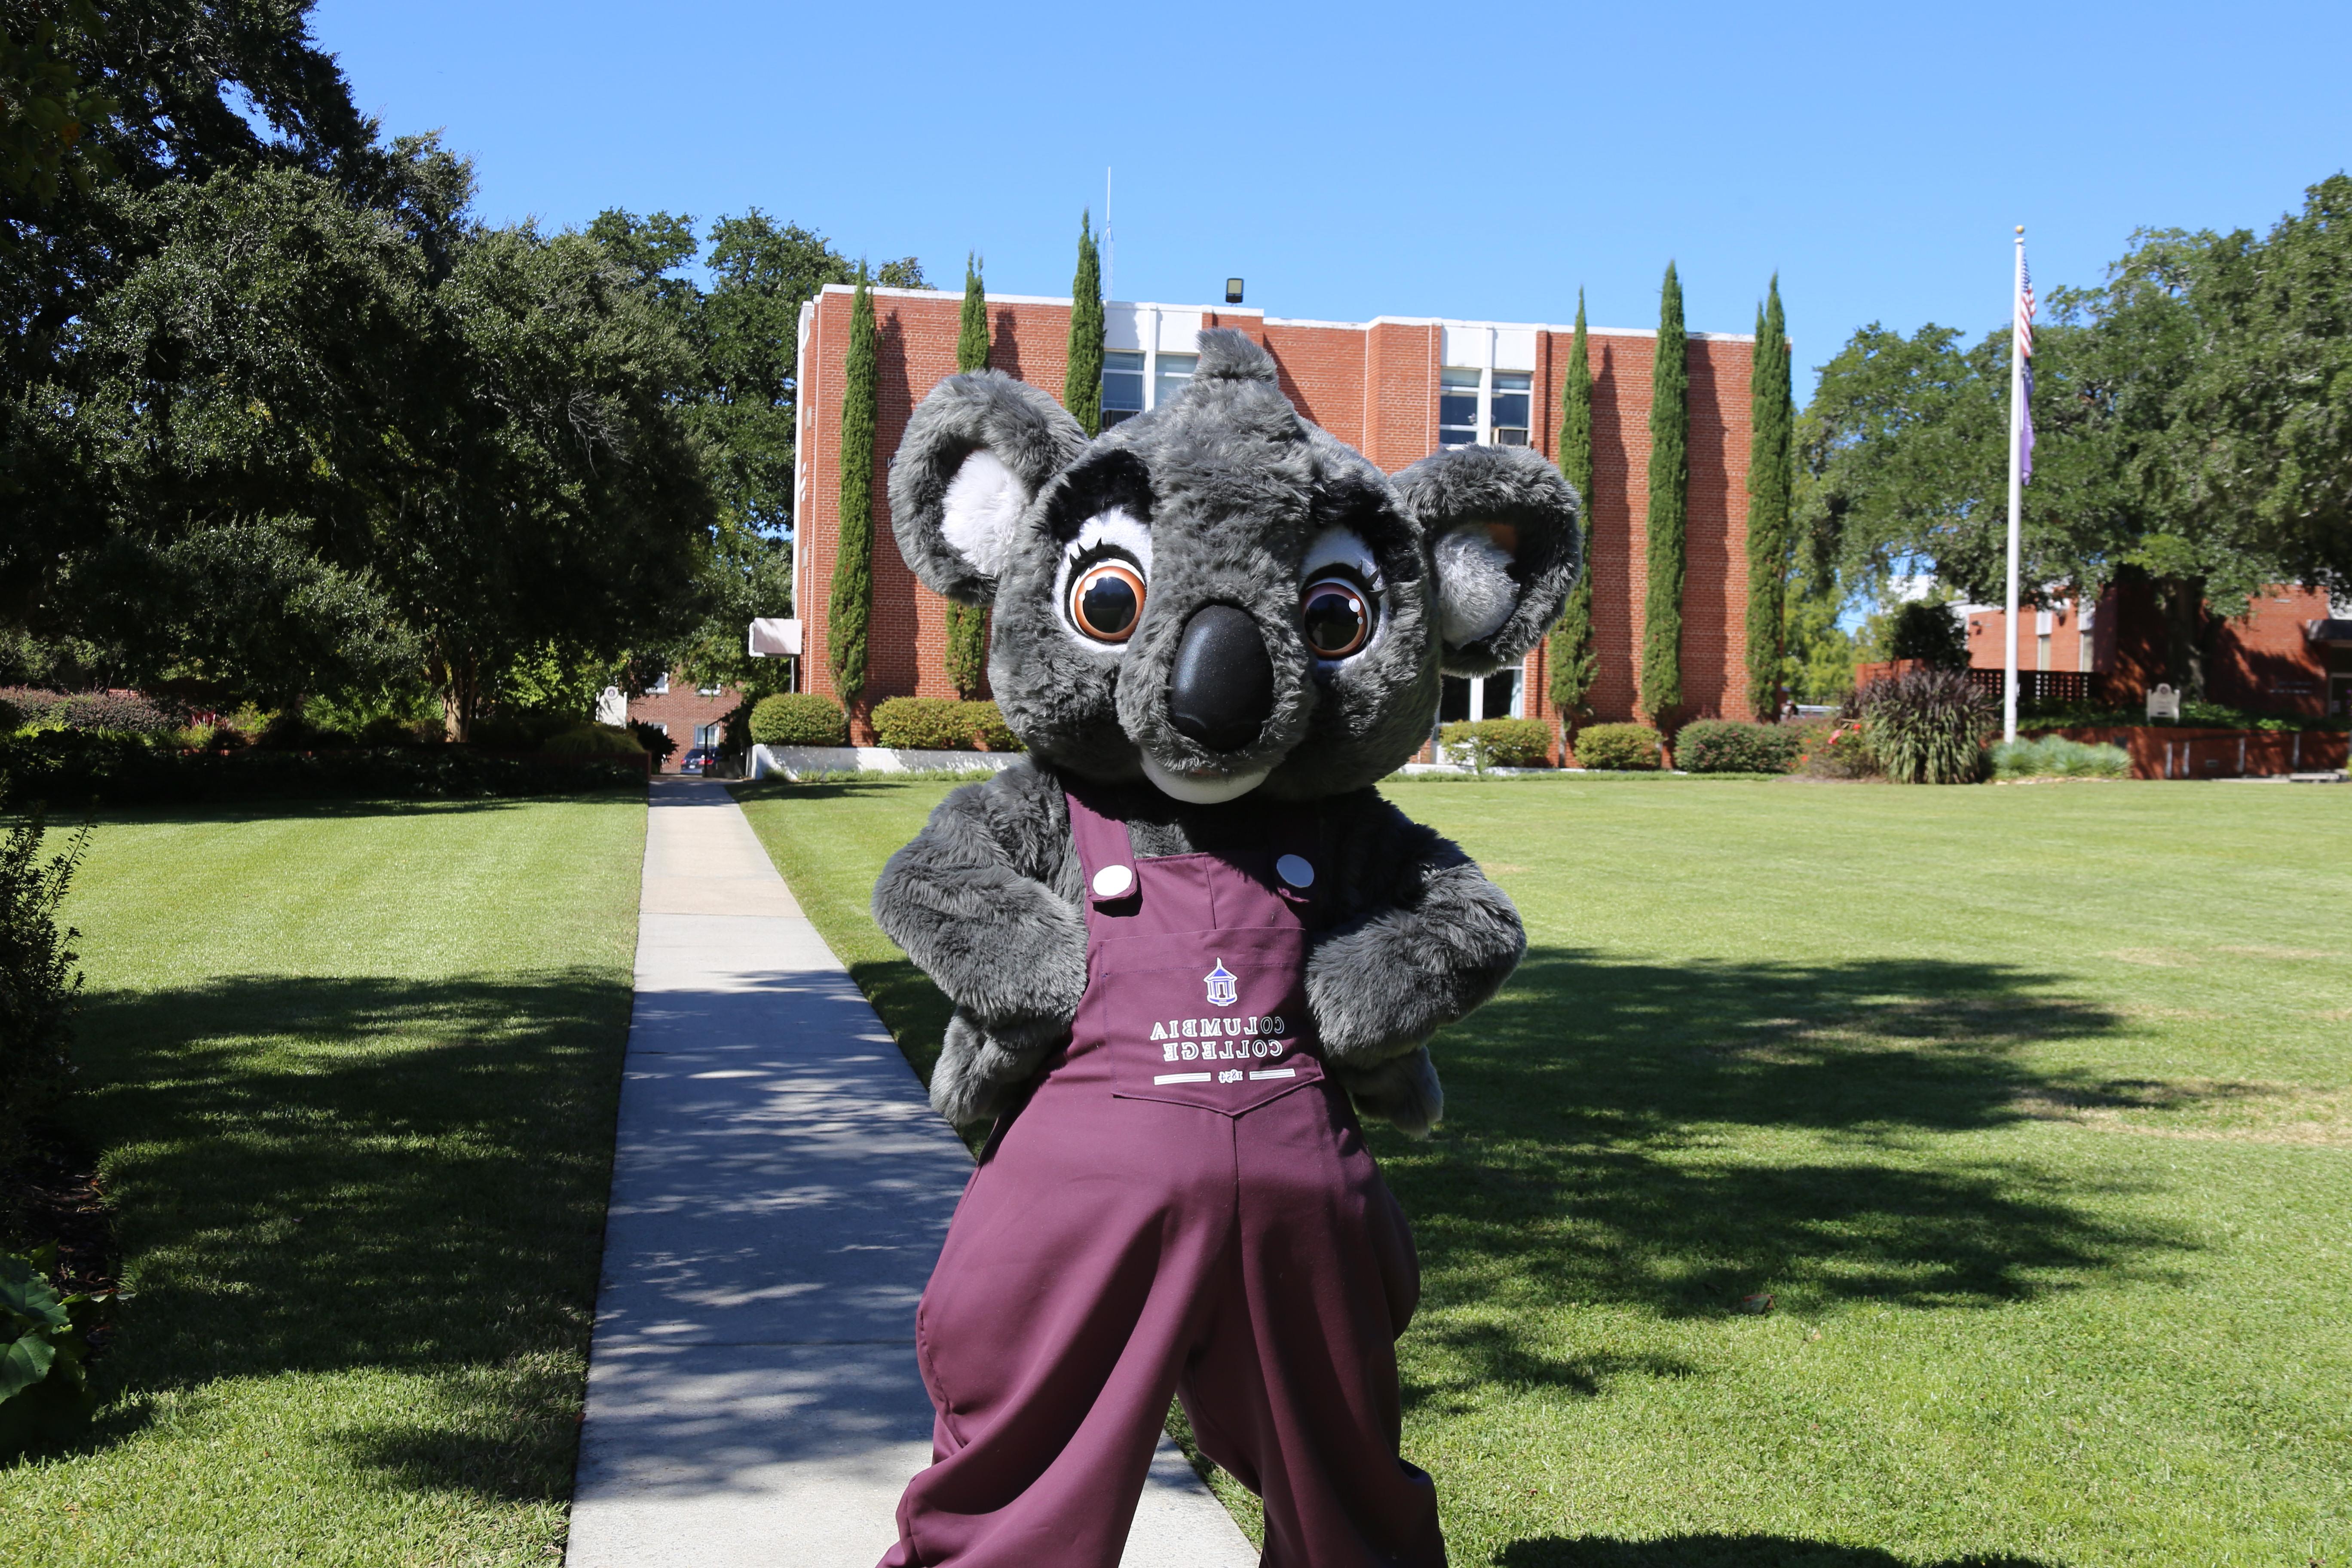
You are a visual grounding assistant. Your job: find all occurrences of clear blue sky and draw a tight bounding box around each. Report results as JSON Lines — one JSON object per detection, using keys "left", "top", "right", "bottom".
{"left": 315, "top": 0, "right": 2349, "bottom": 395}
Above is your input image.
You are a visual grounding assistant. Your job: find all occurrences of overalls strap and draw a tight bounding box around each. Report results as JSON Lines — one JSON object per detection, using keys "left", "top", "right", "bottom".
{"left": 1062, "top": 781, "right": 1141, "bottom": 909}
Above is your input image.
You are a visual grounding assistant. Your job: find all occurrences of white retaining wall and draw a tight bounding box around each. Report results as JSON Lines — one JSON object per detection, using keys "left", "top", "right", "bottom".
{"left": 749, "top": 745, "right": 1024, "bottom": 781}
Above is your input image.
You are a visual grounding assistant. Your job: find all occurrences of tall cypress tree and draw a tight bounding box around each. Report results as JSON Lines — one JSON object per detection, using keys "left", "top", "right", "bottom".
{"left": 1640, "top": 261, "right": 1689, "bottom": 720}
{"left": 1546, "top": 291, "right": 1599, "bottom": 736}
{"left": 1744, "top": 275, "right": 1795, "bottom": 720}
{"left": 956, "top": 251, "right": 989, "bottom": 373}
{"left": 1063, "top": 211, "right": 1104, "bottom": 437}
{"left": 829, "top": 263, "right": 878, "bottom": 707}
{"left": 944, "top": 252, "right": 992, "bottom": 695}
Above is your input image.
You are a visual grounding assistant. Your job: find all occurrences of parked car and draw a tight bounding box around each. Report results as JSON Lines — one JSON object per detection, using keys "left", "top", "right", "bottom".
{"left": 680, "top": 746, "right": 716, "bottom": 775}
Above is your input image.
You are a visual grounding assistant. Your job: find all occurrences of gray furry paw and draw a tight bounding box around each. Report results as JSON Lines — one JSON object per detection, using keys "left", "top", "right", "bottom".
{"left": 928, "top": 1008, "right": 1055, "bottom": 1127}
{"left": 1331, "top": 1046, "right": 1444, "bottom": 1139}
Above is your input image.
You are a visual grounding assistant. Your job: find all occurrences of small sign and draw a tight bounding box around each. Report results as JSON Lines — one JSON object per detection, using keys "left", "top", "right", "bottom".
{"left": 2146, "top": 683, "right": 2181, "bottom": 722}
{"left": 748, "top": 618, "right": 801, "bottom": 658}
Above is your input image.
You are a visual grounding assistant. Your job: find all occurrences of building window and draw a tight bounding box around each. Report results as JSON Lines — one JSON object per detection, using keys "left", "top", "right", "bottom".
{"left": 698, "top": 682, "right": 723, "bottom": 697}
{"left": 1438, "top": 668, "right": 1524, "bottom": 723}
{"left": 693, "top": 723, "right": 724, "bottom": 749}
{"left": 1439, "top": 369, "right": 1481, "bottom": 449}
{"left": 1103, "top": 350, "right": 1145, "bottom": 427}
{"left": 1490, "top": 372, "right": 1531, "bottom": 446}
{"left": 1153, "top": 352, "right": 1196, "bottom": 408}
{"left": 1440, "top": 367, "right": 1532, "bottom": 449}
{"left": 648, "top": 673, "right": 669, "bottom": 695}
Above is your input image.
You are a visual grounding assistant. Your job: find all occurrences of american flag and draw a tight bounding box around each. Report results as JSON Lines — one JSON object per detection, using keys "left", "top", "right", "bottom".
{"left": 2015, "top": 254, "right": 2037, "bottom": 484}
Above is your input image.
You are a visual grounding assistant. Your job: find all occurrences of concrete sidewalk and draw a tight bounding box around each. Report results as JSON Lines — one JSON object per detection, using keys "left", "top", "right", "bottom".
{"left": 566, "top": 777, "right": 1255, "bottom": 1568}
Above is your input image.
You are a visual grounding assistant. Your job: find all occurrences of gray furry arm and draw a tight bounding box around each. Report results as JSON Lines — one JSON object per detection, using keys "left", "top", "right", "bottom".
{"left": 870, "top": 768, "right": 1087, "bottom": 1044}
{"left": 1305, "top": 802, "right": 1525, "bottom": 1066}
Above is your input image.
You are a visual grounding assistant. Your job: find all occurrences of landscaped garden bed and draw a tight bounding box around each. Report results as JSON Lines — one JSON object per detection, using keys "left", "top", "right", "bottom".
{"left": 2023, "top": 724, "right": 2348, "bottom": 779}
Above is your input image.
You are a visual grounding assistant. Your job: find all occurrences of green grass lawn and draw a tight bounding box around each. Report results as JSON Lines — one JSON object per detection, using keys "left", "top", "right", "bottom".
{"left": 735, "top": 774, "right": 2352, "bottom": 1568}
{"left": 0, "top": 795, "right": 644, "bottom": 1567}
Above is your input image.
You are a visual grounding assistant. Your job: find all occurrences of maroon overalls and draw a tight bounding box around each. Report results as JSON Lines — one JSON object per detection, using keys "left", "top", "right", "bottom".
{"left": 878, "top": 783, "right": 1445, "bottom": 1568}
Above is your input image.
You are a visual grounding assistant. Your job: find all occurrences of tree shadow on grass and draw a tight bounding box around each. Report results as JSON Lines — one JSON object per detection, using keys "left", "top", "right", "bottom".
{"left": 30, "top": 968, "right": 631, "bottom": 1485}
{"left": 1384, "top": 949, "right": 2196, "bottom": 1403}
{"left": 1500, "top": 1536, "right": 2056, "bottom": 1568}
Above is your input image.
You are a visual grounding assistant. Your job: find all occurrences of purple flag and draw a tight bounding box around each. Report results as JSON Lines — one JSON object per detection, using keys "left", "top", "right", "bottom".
{"left": 2015, "top": 257, "right": 2037, "bottom": 484}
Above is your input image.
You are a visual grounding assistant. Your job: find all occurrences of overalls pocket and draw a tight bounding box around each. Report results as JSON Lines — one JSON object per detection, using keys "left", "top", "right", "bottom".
{"left": 1088, "top": 925, "right": 1326, "bottom": 1116}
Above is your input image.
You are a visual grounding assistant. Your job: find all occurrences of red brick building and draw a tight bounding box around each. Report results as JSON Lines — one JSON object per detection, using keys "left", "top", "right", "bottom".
{"left": 789, "top": 285, "right": 1760, "bottom": 743}
{"left": 1962, "top": 584, "right": 2352, "bottom": 717}
{"left": 627, "top": 672, "right": 735, "bottom": 769}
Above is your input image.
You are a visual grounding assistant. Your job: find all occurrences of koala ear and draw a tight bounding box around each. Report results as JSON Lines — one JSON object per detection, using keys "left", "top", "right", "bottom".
{"left": 887, "top": 370, "right": 1090, "bottom": 604}
{"left": 1393, "top": 444, "right": 1583, "bottom": 676}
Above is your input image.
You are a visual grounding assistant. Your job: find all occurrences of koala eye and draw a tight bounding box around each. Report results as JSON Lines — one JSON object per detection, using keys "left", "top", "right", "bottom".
{"left": 1300, "top": 576, "right": 1373, "bottom": 659}
{"left": 1070, "top": 559, "right": 1146, "bottom": 643}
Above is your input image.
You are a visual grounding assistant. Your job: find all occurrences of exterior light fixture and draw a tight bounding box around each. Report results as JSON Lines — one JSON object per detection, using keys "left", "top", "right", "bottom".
{"left": 1225, "top": 278, "right": 1244, "bottom": 304}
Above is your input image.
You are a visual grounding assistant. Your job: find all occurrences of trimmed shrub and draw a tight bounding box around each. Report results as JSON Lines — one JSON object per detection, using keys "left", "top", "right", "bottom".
{"left": 0, "top": 792, "right": 86, "bottom": 1173}
{"left": 963, "top": 701, "right": 1023, "bottom": 753}
{"left": 749, "top": 693, "right": 848, "bottom": 747}
{"left": 1440, "top": 718, "right": 1553, "bottom": 769}
{"left": 1676, "top": 718, "right": 1801, "bottom": 775}
{"left": 627, "top": 720, "right": 677, "bottom": 763}
{"left": 1861, "top": 668, "right": 1995, "bottom": 784}
{"left": 466, "top": 712, "right": 576, "bottom": 751}
{"left": 0, "top": 732, "right": 641, "bottom": 808}
{"left": 544, "top": 724, "right": 644, "bottom": 758}
{"left": 0, "top": 690, "right": 67, "bottom": 730}
{"left": 873, "top": 697, "right": 977, "bottom": 751}
{"left": 0, "top": 689, "right": 179, "bottom": 735}
{"left": 1572, "top": 723, "right": 1662, "bottom": 771}
{"left": 1994, "top": 736, "right": 2130, "bottom": 779}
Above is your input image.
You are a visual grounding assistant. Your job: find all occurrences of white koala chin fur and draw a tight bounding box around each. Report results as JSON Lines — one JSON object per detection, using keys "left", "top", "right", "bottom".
{"left": 1142, "top": 755, "right": 1269, "bottom": 804}
{"left": 940, "top": 450, "right": 1023, "bottom": 580}
{"left": 1434, "top": 527, "right": 1516, "bottom": 647}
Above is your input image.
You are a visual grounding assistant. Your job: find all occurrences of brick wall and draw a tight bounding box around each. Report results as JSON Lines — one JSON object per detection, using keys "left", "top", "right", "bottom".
{"left": 1969, "top": 583, "right": 2337, "bottom": 714}
{"left": 626, "top": 676, "right": 738, "bottom": 770}
{"left": 794, "top": 286, "right": 1760, "bottom": 743}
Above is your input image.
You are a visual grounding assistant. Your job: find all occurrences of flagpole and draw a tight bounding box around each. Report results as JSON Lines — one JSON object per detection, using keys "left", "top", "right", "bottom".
{"left": 2004, "top": 225, "right": 2024, "bottom": 745}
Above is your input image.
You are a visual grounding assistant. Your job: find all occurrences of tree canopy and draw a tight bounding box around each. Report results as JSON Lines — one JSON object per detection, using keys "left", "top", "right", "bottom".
{"left": 1798, "top": 177, "right": 2352, "bottom": 695}
{"left": 0, "top": 0, "right": 926, "bottom": 729}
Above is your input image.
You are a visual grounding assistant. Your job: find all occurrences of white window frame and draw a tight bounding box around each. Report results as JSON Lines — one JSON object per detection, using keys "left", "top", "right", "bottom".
{"left": 648, "top": 673, "right": 670, "bottom": 696}
{"left": 692, "top": 722, "right": 724, "bottom": 749}
{"left": 1439, "top": 327, "right": 1536, "bottom": 451}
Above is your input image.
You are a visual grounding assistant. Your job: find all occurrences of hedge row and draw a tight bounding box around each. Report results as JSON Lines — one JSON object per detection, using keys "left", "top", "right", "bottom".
{"left": 747, "top": 694, "right": 1022, "bottom": 753}
{"left": 1439, "top": 719, "right": 1552, "bottom": 768}
{"left": 0, "top": 732, "right": 643, "bottom": 808}
{"left": 1571, "top": 723, "right": 1663, "bottom": 771}
{"left": 1675, "top": 719, "right": 1801, "bottom": 775}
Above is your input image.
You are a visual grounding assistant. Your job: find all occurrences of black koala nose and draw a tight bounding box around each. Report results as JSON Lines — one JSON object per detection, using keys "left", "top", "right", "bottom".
{"left": 1167, "top": 603, "right": 1275, "bottom": 753}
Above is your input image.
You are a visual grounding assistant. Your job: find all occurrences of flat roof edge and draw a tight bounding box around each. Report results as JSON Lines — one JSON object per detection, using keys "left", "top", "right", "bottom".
{"left": 813, "top": 284, "right": 1755, "bottom": 342}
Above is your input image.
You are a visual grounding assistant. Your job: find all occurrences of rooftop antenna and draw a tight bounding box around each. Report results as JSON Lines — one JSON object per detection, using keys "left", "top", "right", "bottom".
{"left": 1104, "top": 166, "right": 1114, "bottom": 302}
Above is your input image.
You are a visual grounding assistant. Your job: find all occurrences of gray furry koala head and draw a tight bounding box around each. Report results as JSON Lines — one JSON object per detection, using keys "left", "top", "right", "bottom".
{"left": 886, "top": 330, "right": 1582, "bottom": 802}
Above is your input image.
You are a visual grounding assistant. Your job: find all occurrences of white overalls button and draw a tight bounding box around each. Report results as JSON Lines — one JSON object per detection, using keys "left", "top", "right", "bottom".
{"left": 1275, "top": 855, "right": 1314, "bottom": 889}
{"left": 1091, "top": 864, "right": 1135, "bottom": 897}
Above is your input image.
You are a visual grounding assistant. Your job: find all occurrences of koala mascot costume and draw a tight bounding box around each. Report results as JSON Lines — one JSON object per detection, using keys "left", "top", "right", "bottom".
{"left": 871, "top": 331, "right": 1579, "bottom": 1568}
